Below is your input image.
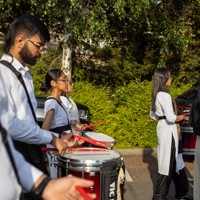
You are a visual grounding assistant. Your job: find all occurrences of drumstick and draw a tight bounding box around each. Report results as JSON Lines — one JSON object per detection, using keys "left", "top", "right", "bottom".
{"left": 41, "top": 147, "right": 109, "bottom": 152}
{"left": 88, "top": 120, "right": 107, "bottom": 127}
{"left": 76, "top": 125, "right": 96, "bottom": 131}
{"left": 76, "top": 186, "right": 92, "bottom": 200}
{"left": 76, "top": 120, "right": 107, "bottom": 131}
{"left": 72, "top": 133, "right": 113, "bottom": 149}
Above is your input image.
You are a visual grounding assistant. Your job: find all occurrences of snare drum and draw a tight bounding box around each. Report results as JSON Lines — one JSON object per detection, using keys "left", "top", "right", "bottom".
{"left": 57, "top": 148, "right": 124, "bottom": 200}
{"left": 83, "top": 131, "right": 115, "bottom": 148}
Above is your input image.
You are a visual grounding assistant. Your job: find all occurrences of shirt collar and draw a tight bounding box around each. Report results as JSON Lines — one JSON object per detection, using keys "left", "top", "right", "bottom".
{"left": 1, "top": 54, "right": 30, "bottom": 75}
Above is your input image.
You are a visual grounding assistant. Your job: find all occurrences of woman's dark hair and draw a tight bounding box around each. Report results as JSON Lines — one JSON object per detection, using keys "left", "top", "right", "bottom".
{"left": 151, "top": 67, "right": 171, "bottom": 112}
{"left": 40, "top": 69, "right": 63, "bottom": 92}
{"left": 3, "top": 14, "right": 50, "bottom": 53}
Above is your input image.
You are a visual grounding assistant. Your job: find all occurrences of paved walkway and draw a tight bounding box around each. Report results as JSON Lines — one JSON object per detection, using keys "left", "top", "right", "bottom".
{"left": 115, "top": 148, "right": 194, "bottom": 200}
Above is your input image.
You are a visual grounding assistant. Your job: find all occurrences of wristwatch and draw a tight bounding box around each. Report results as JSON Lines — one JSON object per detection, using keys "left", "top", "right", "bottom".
{"left": 34, "top": 177, "right": 52, "bottom": 197}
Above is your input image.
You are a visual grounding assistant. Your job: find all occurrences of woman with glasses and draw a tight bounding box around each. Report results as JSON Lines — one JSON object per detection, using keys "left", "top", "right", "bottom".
{"left": 41, "top": 69, "right": 79, "bottom": 178}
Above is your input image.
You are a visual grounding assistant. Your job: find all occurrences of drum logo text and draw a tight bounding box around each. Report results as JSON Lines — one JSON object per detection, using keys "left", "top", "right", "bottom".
{"left": 109, "top": 181, "right": 116, "bottom": 200}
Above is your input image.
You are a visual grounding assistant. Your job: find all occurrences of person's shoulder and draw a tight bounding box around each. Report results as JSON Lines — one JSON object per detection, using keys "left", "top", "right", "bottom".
{"left": 60, "top": 96, "right": 70, "bottom": 105}
{"left": 60, "top": 95, "right": 67, "bottom": 101}
{"left": 45, "top": 97, "right": 58, "bottom": 105}
{"left": 157, "top": 92, "right": 171, "bottom": 100}
{"left": 158, "top": 91, "right": 170, "bottom": 97}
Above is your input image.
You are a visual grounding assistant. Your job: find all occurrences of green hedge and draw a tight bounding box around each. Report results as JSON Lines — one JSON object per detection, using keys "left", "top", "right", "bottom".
{"left": 67, "top": 78, "right": 194, "bottom": 149}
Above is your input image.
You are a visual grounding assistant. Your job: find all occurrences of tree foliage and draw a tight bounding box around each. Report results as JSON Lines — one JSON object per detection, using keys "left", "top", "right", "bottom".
{"left": 0, "top": 0, "right": 200, "bottom": 87}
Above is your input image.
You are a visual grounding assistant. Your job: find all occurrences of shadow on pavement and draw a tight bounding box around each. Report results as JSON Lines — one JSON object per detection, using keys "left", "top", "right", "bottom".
{"left": 142, "top": 148, "right": 158, "bottom": 197}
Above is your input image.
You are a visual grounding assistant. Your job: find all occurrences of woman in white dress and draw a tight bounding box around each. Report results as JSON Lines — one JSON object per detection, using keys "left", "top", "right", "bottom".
{"left": 150, "top": 68, "right": 191, "bottom": 200}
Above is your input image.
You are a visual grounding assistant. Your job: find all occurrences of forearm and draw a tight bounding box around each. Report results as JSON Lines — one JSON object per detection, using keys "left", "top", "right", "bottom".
{"left": 5, "top": 118, "right": 52, "bottom": 144}
{"left": 176, "top": 115, "right": 185, "bottom": 122}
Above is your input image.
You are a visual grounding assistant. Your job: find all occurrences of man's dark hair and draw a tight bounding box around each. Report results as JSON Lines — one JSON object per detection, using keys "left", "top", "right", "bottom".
{"left": 3, "top": 14, "right": 50, "bottom": 53}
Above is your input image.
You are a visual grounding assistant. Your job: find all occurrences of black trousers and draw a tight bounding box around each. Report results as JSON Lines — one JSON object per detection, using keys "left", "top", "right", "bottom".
{"left": 152, "top": 136, "right": 189, "bottom": 200}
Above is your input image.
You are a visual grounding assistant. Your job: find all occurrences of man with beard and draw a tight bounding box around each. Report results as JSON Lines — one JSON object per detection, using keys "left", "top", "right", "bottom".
{"left": 0, "top": 14, "right": 72, "bottom": 199}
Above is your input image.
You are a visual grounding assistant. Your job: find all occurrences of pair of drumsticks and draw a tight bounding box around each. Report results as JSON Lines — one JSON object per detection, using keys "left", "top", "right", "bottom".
{"left": 42, "top": 133, "right": 113, "bottom": 152}
{"left": 42, "top": 120, "right": 112, "bottom": 152}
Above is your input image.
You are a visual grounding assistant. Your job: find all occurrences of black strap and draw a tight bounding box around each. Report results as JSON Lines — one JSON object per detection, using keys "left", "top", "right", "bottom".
{"left": 158, "top": 116, "right": 166, "bottom": 120}
{"left": 50, "top": 125, "right": 71, "bottom": 134}
{"left": 47, "top": 96, "right": 72, "bottom": 131}
{"left": 0, "top": 60, "right": 38, "bottom": 123}
{"left": 1, "top": 124, "right": 21, "bottom": 183}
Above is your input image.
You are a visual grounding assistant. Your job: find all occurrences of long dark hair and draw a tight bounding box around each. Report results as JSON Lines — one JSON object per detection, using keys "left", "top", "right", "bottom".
{"left": 40, "top": 69, "right": 63, "bottom": 92}
{"left": 151, "top": 68, "right": 171, "bottom": 112}
{"left": 3, "top": 14, "right": 50, "bottom": 53}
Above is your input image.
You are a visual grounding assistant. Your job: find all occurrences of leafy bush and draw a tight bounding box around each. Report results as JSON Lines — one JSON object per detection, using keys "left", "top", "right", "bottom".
{"left": 70, "top": 81, "right": 115, "bottom": 124}
{"left": 67, "top": 78, "right": 194, "bottom": 149}
{"left": 106, "top": 80, "right": 158, "bottom": 148}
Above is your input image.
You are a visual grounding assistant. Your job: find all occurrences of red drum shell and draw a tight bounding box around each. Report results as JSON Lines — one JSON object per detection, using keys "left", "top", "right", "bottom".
{"left": 57, "top": 148, "right": 123, "bottom": 200}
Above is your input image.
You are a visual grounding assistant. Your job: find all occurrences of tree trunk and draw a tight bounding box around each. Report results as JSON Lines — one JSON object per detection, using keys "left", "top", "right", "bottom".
{"left": 62, "top": 33, "right": 72, "bottom": 78}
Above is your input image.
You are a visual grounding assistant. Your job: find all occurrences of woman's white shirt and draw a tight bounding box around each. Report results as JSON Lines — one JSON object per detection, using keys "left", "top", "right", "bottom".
{"left": 44, "top": 98, "right": 69, "bottom": 130}
{"left": 61, "top": 96, "right": 81, "bottom": 134}
{"left": 60, "top": 96, "right": 79, "bottom": 122}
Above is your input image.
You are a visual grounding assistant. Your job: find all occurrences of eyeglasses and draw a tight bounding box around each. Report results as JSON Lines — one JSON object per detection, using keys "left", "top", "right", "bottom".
{"left": 58, "top": 79, "right": 69, "bottom": 84}
{"left": 26, "top": 38, "right": 47, "bottom": 52}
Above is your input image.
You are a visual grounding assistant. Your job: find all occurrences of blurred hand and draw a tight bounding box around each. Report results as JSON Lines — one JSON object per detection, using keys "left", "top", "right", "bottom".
{"left": 183, "top": 116, "right": 189, "bottom": 121}
{"left": 42, "top": 175, "right": 96, "bottom": 200}
{"left": 76, "top": 124, "right": 87, "bottom": 131}
{"left": 61, "top": 132, "right": 79, "bottom": 147}
{"left": 50, "top": 134, "right": 68, "bottom": 156}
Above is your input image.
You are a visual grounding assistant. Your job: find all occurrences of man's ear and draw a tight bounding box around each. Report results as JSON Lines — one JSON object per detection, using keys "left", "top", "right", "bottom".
{"left": 15, "top": 34, "right": 25, "bottom": 49}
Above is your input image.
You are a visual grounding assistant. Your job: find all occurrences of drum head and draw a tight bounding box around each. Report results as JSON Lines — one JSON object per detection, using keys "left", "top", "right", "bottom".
{"left": 58, "top": 148, "right": 121, "bottom": 166}
{"left": 83, "top": 131, "right": 115, "bottom": 143}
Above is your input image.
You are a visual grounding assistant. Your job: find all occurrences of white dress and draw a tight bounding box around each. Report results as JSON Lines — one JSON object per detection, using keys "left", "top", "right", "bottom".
{"left": 150, "top": 92, "right": 185, "bottom": 175}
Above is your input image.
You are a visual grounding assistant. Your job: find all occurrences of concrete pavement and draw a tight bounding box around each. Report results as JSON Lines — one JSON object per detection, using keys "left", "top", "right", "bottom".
{"left": 115, "top": 148, "right": 194, "bottom": 200}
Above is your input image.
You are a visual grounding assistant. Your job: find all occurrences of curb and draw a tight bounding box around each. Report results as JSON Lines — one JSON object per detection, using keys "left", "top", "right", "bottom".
{"left": 114, "top": 148, "right": 157, "bottom": 156}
